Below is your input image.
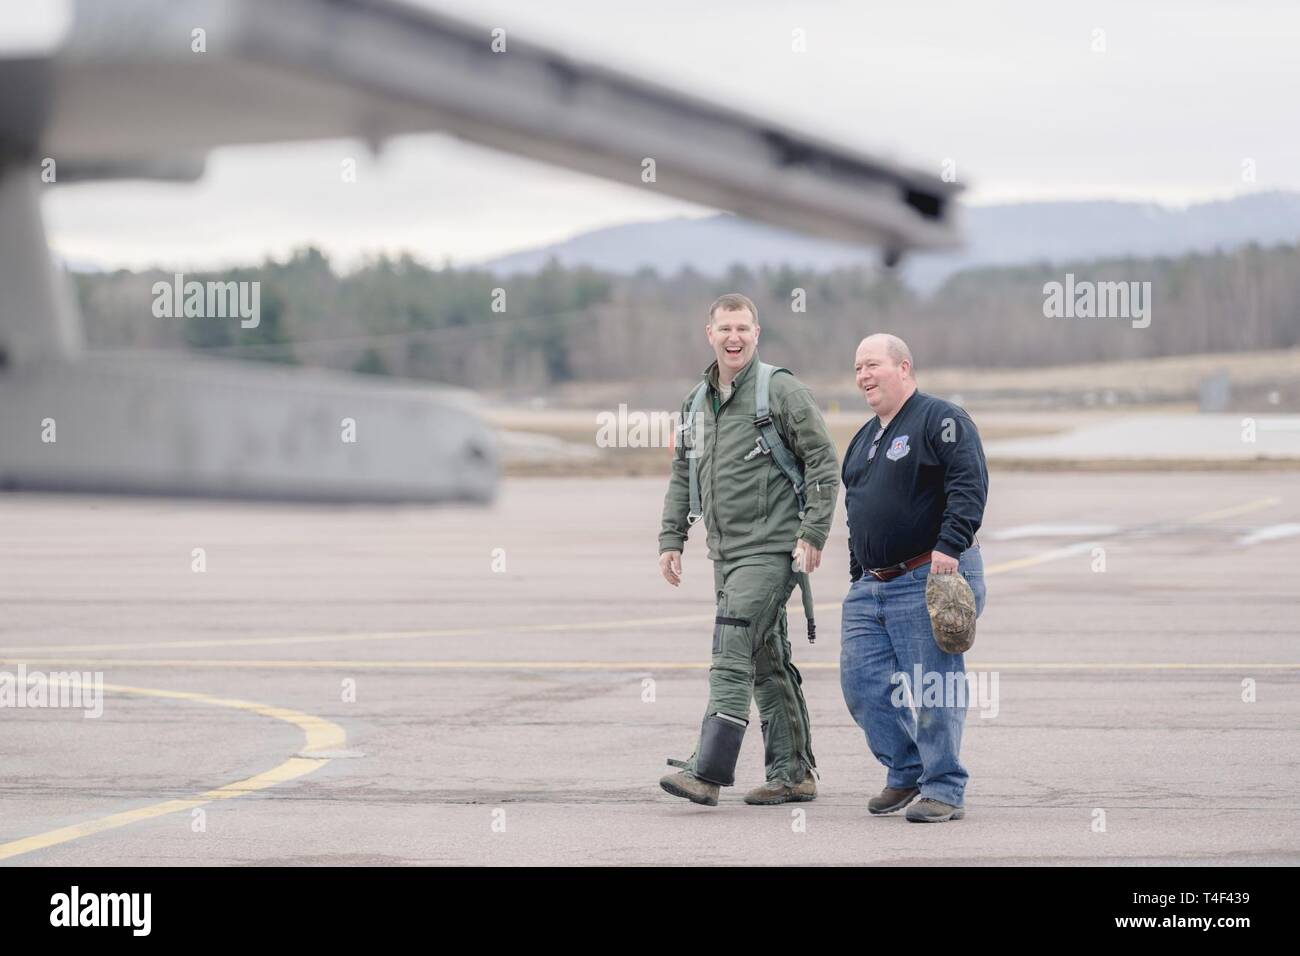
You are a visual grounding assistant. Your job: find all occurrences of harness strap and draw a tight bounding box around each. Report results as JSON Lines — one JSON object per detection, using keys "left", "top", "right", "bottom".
{"left": 683, "top": 380, "right": 709, "bottom": 525}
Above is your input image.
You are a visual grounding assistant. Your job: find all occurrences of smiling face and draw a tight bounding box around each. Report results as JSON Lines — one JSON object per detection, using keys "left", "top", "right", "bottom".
{"left": 706, "top": 306, "right": 759, "bottom": 381}
{"left": 854, "top": 334, "right": 914, "bottom": 422}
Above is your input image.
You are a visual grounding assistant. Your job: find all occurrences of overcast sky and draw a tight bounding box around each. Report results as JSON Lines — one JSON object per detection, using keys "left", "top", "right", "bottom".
{"left": 40, "top": 0, "right": 1300, "bottom": 271}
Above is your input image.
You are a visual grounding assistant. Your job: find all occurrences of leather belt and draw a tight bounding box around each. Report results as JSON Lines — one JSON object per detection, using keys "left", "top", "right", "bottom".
{"left": 865, "top": 551, "right": 933, "bottom": 582}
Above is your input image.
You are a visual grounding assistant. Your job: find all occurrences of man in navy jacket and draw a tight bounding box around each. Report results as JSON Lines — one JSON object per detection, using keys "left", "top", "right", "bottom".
{"left": 840, "top": 333, "right": 988, "bottom": 823}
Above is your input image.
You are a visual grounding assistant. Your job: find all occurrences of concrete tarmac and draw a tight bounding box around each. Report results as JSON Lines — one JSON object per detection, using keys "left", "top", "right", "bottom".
{"left": 1, "top": 472, "right": 1297, "bottom": 865}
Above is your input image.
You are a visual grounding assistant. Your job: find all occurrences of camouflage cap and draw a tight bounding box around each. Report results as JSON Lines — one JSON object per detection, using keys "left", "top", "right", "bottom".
{"left": 925, "top": 572, "right": 977, "bottom": 654}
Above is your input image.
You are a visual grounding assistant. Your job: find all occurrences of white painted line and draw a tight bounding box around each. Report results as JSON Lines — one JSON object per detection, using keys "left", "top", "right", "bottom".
{"left": 988, "top": 523, "right": 1120, "bottom": 541}
{"left": 1236, "top": 523, "right": 1300, "bottom": 546}
{"left": 985, "top": 540, "right": 1103, "bottom": 573}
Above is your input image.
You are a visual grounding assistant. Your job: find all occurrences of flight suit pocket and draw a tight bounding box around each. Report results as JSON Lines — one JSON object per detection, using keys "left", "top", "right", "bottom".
{"left": 714, "top": 615, "right": 750, "bottom": 656}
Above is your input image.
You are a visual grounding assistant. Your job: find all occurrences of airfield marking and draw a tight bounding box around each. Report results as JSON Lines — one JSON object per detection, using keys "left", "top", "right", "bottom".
{"left": 981, "top": 495, "right": 1281, "bottom": 575}
{"left": 1236, "top": 523, "right": 1300, "bottom": 546}
{"left": 1183, "top": 495, "right": 1281, "bottom": 525}
{"left": 0, "top": 683, "right": 345, "bottom": 863}
{"left": 1, "top": 494, "right": 1286, "bottom": 860}
{"left": 5, "top": 495, "right": 1283, "bottom": 658}
{"left": 987, "top": 523, "right": 1119, "bottom": 540}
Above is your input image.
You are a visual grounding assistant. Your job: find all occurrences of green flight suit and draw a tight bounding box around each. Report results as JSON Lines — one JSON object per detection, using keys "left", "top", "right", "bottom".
{"left": 659, "top": 354, "right": 840, "bottom": 787}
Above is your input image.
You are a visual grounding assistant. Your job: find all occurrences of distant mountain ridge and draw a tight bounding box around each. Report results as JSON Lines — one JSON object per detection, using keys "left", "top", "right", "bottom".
{"left": 478, "top": 191, "right": 1300, "bottom": 291}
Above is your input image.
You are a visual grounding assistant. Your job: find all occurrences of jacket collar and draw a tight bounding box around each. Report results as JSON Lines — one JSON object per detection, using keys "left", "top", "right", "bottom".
{"left": 705, "top": 354, "right": 760, "bottom": 392}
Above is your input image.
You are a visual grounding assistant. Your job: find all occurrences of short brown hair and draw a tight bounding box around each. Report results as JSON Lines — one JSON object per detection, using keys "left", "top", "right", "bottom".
{"left": 707, "top": 293, "right": 758, "bottom": 324}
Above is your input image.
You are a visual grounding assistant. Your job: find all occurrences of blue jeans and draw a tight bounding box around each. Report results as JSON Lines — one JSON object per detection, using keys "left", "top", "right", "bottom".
{"left": 839, "top": 547, "right": 987, "bottom": 807}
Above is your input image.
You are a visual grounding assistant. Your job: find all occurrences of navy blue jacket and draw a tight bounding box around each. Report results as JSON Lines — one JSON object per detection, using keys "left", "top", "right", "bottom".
{"left": 842, "top": 390, "right": 988, "bottom": 579}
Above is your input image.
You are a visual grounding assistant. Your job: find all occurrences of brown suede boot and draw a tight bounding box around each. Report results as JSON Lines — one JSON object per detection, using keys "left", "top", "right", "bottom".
{"left": 660, "top": 771, "right": 720, "bottom": 807}
{"left": 743, "top": 773, "right": 817, "bottom": 805}
{"left": 905, "top": 798, "right": 965, "bottom": 823}
{"left": 867, "top": 785, "right": 920, "bottom": 815}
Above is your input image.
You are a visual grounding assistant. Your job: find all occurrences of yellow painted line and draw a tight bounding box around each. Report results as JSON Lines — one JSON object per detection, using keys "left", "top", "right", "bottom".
{"left": 1, "top": 615, "right": 714, "bottom": 656}
{"left": 3, "top": 657, "right": 1296, "bottom": 672}
{"left": 0, "top": 682, "right": 345, "bottom": 863}
{"left": 3, "top": 494, "right": 1278, "bottom": 862}
{"left": 1184, "top": 495, "right": 1281, "bottom": 525}
{"left": 983, "top": 543, "right": 1096, "bottom": 575}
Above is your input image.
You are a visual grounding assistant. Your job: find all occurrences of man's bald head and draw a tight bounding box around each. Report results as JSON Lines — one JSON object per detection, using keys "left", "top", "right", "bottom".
{"left": 857, "top": 333, "right": 914, "bottom": 374}
{"left": 854, "top": 333, "right": 917, "bottom": 422}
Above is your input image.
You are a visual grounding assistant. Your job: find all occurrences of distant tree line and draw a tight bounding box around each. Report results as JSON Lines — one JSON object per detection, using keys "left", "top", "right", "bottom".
{"left": 72, "top": 242, "right": 1300, "bottom": 392}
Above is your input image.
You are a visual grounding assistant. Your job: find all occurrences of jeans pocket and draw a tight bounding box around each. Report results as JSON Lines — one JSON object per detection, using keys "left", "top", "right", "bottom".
{"left": 959, "top": 571, "right": 987, "bottom": 618}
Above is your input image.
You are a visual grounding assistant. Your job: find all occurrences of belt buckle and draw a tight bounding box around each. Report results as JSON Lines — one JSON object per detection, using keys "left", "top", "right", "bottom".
{"left": 868, "top": 559, "right": 910, "bottom": 582}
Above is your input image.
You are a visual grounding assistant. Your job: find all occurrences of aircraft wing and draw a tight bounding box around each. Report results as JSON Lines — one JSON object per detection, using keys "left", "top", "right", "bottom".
{"left": 34, "top": 0, "right": 960, "bottom": 251}
{"left": 0, "top": 0, "right": 962, "bottom": 504}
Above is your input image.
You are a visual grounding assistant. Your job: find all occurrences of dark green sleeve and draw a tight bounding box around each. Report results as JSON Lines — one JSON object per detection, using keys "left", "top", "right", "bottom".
{"left": 658, "top": 393, "right": 693, "bottom": 554}
{"left": 777, "top": 379, "right": 840, "bottom": 550}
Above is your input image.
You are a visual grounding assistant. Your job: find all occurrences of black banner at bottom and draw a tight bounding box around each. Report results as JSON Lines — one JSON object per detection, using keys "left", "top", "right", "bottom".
{"left": 0, "top": 865, "right": 1277, "bottom": 942}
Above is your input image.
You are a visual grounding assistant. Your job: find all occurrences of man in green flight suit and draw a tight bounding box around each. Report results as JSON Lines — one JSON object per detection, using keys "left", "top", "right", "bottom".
{"left": 658, "top": 293, "right": 840, "bottom": 806}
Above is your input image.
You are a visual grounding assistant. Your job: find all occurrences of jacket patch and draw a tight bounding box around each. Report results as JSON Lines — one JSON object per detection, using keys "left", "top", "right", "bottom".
{"left": 885, "top": 435, "right": 911, "bottom": 461}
